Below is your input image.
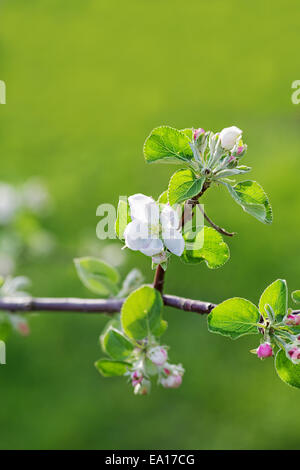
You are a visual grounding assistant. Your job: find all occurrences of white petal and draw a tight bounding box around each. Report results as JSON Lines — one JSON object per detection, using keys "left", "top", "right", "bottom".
{"left": 128, "top": 194, "right": 159, "bottom": 225}
{"left": 124, "top": 220, "right": 151, "bottom": 251}
{"left": 140, "top": 238, "right": 164, "bottom": 257}
{"left": 219, "top": 126, "right": 242, "bottom": 150}
{"left": 163, "top": 229, "right": 185, "bottom": 256}
{"left": 160, "top": 205, "right": 180, "bottom": 230}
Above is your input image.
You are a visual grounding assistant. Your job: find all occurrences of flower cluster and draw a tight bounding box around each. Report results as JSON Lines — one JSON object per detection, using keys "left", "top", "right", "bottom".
{"left": 253, "top": 309, "right": 300, "bottom": 365}
{"left": 191, "top": 125, "right": 248, "bottom": 179}
{"left": 124, "top": 194, "right": 185, "bottom": 265}
{"left": 128, "top": 345, "right": 184, "bottom": 395}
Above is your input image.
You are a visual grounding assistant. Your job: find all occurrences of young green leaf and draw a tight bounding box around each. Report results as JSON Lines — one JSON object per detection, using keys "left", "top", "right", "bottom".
{"left": 181, "top": 226, "right": 230, "bottom": 269}
{"left": 275, "top": 350, "right": 300, "bottom": 388}
{"left": 157, "top": 190, "right": 168, "bottom": 205}
{"left": 117, "top": 268, "right": 144, "bottom": 298}
{"left": 153, "top": 319, "right": 168, "bottom": 337}
{"left": 208, "top": 298, "right": 260, "bottom": 339}
{"left": 74, "top": 257, "right": 120, "bottom": 297}
{"left": 168, "top": 169, "right": 205, "bottom": 205}
{"left": 101, "top": 327, "right": 134, "bottom": 360}
{"left": 121, "top": 285, "right": 163, "bottom": 340}
{"left": 259, "top": 279, "right": 288, "bottom": 321}
{"left": 215, "top": 166, "right": 251, "bottom": 178}
{"left": 292, "top": 290, "right": 300, "bottom": 304}
{"left": 115, "top": 198, "right": 131, "bottom": 240}
{"left": 95, "top": 358, "right": 130, "bottom": 377}
{"left": 225, "top": 180, "right": 272, "bottom": 224}
{"left": 180, "top": 128, "right": 193, "bottom": 141}
{"left": 0, "top": 315, "right": 12, "bottom": 341}
{"left": 144, "top": 126, "right": 194, "bottom": 164}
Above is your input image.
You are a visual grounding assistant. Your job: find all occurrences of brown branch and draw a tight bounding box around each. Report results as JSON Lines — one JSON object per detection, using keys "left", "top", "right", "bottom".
{"left": 0, "top": 294, "right": 215, "bottom": 315}
{"left": 1, "top": 296, "right": 298, "bottom": 318}
{"left": 153, "top": 264, "right": 165, "bottom": 293}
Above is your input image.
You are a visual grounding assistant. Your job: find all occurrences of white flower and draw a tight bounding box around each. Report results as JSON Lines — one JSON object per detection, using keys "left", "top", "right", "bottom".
{"left": 147, "top": 346, "right": 168, "bottom": 366}
{"left": 134, "top": 378, "right": 151, "bottom": 395}
{"left": 161, "top": 374, "right": 182, "bottom": 389}
{"left": 160, "top": 362, "right": 184, "bottom": 388}
{"left": 124, "top": 194, "right": 185, "bottom": 258}
{"left": 219, "top": 126, "right": 242, "bottom": 151}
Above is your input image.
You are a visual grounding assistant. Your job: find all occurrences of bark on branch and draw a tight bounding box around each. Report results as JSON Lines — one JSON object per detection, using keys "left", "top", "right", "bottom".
{"left": 0, "top": 296, "right": 297, "bottom": 318}
{"left": 0, "top": 294, "right": 216, "bottom": 315}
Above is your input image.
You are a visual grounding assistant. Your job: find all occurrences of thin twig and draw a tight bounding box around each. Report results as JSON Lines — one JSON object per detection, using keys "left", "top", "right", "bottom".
{"left": 198, "top": 205, "right": 236, "bottom": 237}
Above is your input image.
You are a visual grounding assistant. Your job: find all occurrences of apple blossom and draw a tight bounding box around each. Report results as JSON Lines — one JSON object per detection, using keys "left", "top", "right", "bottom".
{"left": 131, "top": 370, "right": 143, "bottom": 387}
{"left": 256, "top": 342, "right": 273, "bottom": 359}
{"left": 147, "top": 346, "right": 168, "bottom": 366}
{"left": 161, "top": 374, "right": 182, "bottom": 389}
{"left": 287, "top": 346, "right": 300, "bottom": 364}
{"left": 219, "top": 126, "right": 242, "bottom": 151}
{"left": 124, "top": 194, "right": 185, "bottom": 258}
{"left": 285, "top": 313, "right": 300, "bottom": 326}
{"left": 193, "top": 128, "right": 205, "bottom": 141}
{"left": 134, "top": 378, "right": 151, "bottom": 395}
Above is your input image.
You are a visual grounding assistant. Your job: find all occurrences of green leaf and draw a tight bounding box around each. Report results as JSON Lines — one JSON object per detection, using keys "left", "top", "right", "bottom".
{"left": 168, "top": 169, "right": 205, "bottom": 205}
{"left": 101, "top": 316, "right": 122, "bottom": 338}
{"left": 157, "top": 190, "right": 168, "bottom": 204}
{"left": 101, "top": 327, "right": 134, "bottom": 360}
{"left": 121, "top": 285, "right": 163, "bottom": 340}
{"left": 180, "top": 128, "right": 193, "bottom": 141}
{"left": 0, "top": 314, "right": 12, "bottom": 341}
{"left": 95, "top": 358, "right": 130, "bottom": 377}
{"left": 153, "top": 319, "right": 168, "bottom": 337}
{"left": 208, "top": 298, "right": 260, "bottom": 339}
{"left": 275, "top": 349, "right": 300, "bottom": 388}
{"left": 118, "top": 268, "right": 144, "bottom": 298}
{"left": 216, "top": 166, "right": 251, "bottom": 178}
{"left": 181, "top": 226, "right": 230, "bottom": 269}
{"left": 115, "top": 198, "right": 131, "bottom": 240}
{"left": 144, "top": 126, "right": 194, "bottom": 164}
{"left": 226, "top": 180, "right": 272, "bottom": 224}
{"left": 259, "top": 279, "right": 288, "bottom": 321}
{"left": 292, "top": 290, "right": 300, "bottom": 304}
{"left": 74, "top": 257, "right": 120, "bottom": 297}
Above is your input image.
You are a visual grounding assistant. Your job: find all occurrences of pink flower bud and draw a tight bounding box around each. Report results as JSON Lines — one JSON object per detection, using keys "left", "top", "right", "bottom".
{"left": 287, "top": 347, "right": 300, "bottom": 363}
{"left": 285, "top": 314, "right": 300, "bottom": 326}
{"left": 228, "top": 155, "right": 236, "bottom": 164}
{"left": 148, "top": 346, "right": 168, "bottom": 366}
{"left": 193, "top": 128, "right": 205, "bottom": 141}
{"left": 131, "top": 370, "right": 143, "bottom": 387}
{"left": 256, "top": 342, "right": 273, "bottom": 358}
{"left": 237, "top": 146, "right": 244, "bottom": 156}
{"left": 161, "top": 374, "right": 182, "bottom": 389}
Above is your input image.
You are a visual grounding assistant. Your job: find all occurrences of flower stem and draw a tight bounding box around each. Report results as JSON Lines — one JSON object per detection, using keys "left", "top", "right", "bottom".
{"left": 153, "top": 264, "right": 165, "bottom": 293}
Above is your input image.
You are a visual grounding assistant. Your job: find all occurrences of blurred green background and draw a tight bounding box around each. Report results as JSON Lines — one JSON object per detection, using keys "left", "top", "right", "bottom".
{"left": 0, "top": 0, "right": 299, "bottom": 450}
